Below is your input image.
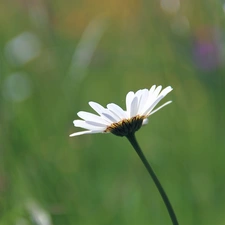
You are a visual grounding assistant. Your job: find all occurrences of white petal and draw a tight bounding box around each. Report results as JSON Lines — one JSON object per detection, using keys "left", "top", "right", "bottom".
{"left": 139, "top": 86, "right": 157, "bottom": 114}
{"left": 88, "top": 101, "right": 114, "bottom": 123}
{"left": 158, "top": 86, "right": 173, "bottom": 98}
{"left": 149, "top": 85, "right": 156, "bottom": 95}
{"left": 144, "top": 86, "right": 173, "bottom": 115}
{"left": 89, "top": 101, "right": 106, "bottom": 115}
{"left": 89, "top": 101, "right": 118, "bottom": 123}
{"left": 142, "top": 95, "right": 164, "bottom": 116}
{"left": 102, "top": 109, "right": 119, "bottom": 123}
{"left": 126, "top": 91, "right": 134, "bottom": 115}
{"left": 150, "top": 101, "right": 172, "bottom": 115}
{"left": 77, "top": 111, "right": 109, "bottom": 125}
{"left": 141, "top": 85, "right": 169, "bottom": 115}
{"left": 134, "top": 89, "right": 144, "bottom": 112}
{"left": 152, "top": 85, "right": 162, "bottom": 99}
{"left": 143, "top": 118, "right": 148, "bottom": 125}
{"left": 107, "top": 103, "right": 127, "bottom": 119}
{"left": 130, "top": 96, "right": 138, "bottom": 117}
{"left": 137, "top": 89, "right": 149, "bottom": 114}
{"left": 134, "top": 89, "right": 144, "bottom": 100}
{"left": 70, "top": 130, "right": 102, "bottom": 137}
{"left": 85, "top": 121, "right": 107, "bottom": 127}
{"left": 73, "top": 120, "right": 106, "bottom": 131}
{"left": 106, "top": 109, "right": 120, "bottom": 120}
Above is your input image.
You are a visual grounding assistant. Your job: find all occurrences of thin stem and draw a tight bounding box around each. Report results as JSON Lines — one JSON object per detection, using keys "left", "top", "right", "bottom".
{"left": 126, "top": 133, "right": 179, "bottom": 225}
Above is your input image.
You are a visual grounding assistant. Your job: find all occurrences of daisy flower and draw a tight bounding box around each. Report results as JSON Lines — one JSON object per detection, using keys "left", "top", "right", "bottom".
{"left": 70, "top": 85, "right": 173, "bottom": 137}
{"left": 69, "top": 84, "right": 179, "bottom": 225}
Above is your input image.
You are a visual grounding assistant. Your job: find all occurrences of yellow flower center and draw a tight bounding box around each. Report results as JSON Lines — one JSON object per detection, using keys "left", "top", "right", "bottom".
{"left": 105, "top": 115, "right": 145, "bottom": 137}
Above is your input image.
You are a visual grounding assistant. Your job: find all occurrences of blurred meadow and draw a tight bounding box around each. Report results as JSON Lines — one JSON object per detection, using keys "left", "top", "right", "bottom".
{"left": 0, "top": 0, "right": 225, "bottom": 224}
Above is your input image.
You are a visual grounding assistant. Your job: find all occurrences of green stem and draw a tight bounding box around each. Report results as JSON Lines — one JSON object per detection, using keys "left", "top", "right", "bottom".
{"left": 126, "top": 133, "right": 179, "bottom": 225}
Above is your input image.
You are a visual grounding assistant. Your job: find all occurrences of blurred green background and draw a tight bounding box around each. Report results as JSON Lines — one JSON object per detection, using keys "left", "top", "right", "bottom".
{"left": 0, "top": 0, "right": 225, "bottom": 224}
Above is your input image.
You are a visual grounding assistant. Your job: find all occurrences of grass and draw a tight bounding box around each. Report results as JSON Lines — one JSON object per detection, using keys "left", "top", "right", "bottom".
{"left": 0, "top": 1, "right": 225, "bottom": 224}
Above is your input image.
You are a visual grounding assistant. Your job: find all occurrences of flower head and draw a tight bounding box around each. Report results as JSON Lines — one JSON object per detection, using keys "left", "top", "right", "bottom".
{"left": 70, "top": 85, "right": 173, "bottom": 137}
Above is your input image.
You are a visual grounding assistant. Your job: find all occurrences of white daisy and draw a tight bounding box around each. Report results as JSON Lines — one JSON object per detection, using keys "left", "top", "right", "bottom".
{"left": 70, "top": 85, "right": 173, "bottom": 137}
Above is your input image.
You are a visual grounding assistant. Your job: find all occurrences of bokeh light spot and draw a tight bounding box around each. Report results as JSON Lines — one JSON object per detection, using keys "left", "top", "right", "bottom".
{"left": 160, "top": 0, "right": 180, "bottom": 14}
{"left": 2, "top": 72, "right": 32, "bottom": 102}
{"left": 4, "top": 32, "right": 41, "bottom": 66}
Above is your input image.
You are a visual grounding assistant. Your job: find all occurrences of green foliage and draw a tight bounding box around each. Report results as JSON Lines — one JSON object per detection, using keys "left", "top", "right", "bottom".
{"left": 1, "top": 1, "right": 225, "bottom": 224}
